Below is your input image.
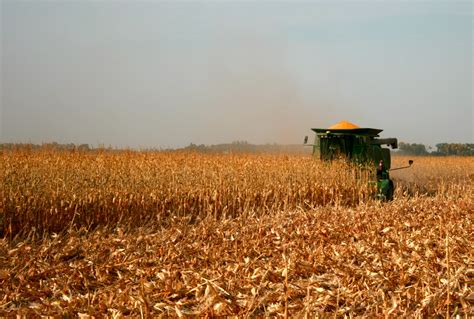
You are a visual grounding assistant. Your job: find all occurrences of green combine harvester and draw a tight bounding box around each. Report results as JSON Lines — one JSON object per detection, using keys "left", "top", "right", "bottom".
{"left": 304, "top": 121, "right": 413, "bottom": 200}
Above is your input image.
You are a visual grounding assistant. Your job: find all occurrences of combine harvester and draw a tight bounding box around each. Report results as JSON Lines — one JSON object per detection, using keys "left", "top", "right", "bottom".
{"left": 304, "top": 121, "right": 413, "bottom": 200}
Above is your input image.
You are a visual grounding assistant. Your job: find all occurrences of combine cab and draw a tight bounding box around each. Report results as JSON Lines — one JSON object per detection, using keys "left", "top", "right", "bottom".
{"left": 305, "top": 121, "right": 412, "bottom": 200}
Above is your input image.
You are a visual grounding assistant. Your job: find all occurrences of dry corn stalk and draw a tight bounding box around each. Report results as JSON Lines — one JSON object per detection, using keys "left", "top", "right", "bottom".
{"left": 0, "top": 150, "right": 472, "bottom": 316}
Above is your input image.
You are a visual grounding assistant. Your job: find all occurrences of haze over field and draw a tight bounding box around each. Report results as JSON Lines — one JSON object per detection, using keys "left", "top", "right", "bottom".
{"left": 1, "top": 1, "right": 472, "bottom": 148}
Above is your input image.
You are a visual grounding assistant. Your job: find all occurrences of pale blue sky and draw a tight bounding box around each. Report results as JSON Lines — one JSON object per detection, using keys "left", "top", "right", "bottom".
{"left": 1, "top": 1, "right": 472, "bottom": 148}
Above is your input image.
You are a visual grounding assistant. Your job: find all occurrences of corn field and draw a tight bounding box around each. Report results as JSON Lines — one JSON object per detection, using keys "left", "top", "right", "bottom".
{"left": 1, "top": 150, "right": 377, "bottom": 238}
{"left": 0, "top": 150, "right": 473, "bottom": 317}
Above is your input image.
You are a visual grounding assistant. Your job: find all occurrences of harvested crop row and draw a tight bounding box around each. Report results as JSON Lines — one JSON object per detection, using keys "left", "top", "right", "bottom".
{"left": 1, "top": 195, "right": 472, "bottom": 316}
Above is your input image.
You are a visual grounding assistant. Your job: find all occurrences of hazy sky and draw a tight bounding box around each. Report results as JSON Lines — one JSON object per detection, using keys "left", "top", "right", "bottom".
{"left": 1, "top": 1, "right": 472, "bottom": 148}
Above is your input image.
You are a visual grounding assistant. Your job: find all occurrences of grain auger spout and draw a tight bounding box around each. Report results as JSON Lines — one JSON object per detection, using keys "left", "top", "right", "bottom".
{"left": 390, "top": 160, "right": 414, "bottom": 171}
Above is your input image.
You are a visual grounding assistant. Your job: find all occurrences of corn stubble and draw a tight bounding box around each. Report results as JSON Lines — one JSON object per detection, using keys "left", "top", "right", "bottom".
{"left": 0, "top": 150, "right": 472, "bottom": 317}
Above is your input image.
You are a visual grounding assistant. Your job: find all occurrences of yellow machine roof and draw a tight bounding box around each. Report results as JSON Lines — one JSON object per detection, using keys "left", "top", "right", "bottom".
{"left": 312, "top": 121, "right": 383, "bottom": 136}
{"left": 328, "top": 121, "right": 360, "bottom": 130}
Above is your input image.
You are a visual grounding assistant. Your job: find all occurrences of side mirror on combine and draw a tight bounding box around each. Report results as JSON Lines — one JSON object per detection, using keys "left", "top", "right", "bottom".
{"left": 304, "top": 136, "right": 308, "bottom": 144}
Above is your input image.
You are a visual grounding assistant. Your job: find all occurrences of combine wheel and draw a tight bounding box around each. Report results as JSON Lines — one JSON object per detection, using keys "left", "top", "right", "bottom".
{"left": 386, "top": 179, "right": 394, "bottom": 201}
{"left": 377, "top": 179, "right": 394, "bottom": 201}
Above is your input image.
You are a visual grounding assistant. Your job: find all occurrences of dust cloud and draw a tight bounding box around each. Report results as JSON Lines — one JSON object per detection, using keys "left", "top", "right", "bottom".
{"left": 194, "top": 29, "right": 329, "bottom": 146}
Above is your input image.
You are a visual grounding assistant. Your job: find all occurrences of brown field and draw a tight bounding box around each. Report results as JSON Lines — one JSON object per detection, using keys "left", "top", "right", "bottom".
{"left": 0, "top": 150, "right": 473, "bottom": 317}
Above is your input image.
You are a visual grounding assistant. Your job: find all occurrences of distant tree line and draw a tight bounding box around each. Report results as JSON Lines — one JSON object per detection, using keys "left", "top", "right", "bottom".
{"left": 0, "top": 141, "right": 308, "bottom": 154}
{"left": 432, "top": 143, "right": 474, "bottom": 156}
{"left": 1, "top": 141, "right": 473, "bottom": 156}
{"left": 0, "top": 142, "right": 91, "bottom": 151}
{"left": 398, "top": 142, "right": 474, "bottom": 156}
{"left": 183, "top": 141, "right": 311, "bottom": 154}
